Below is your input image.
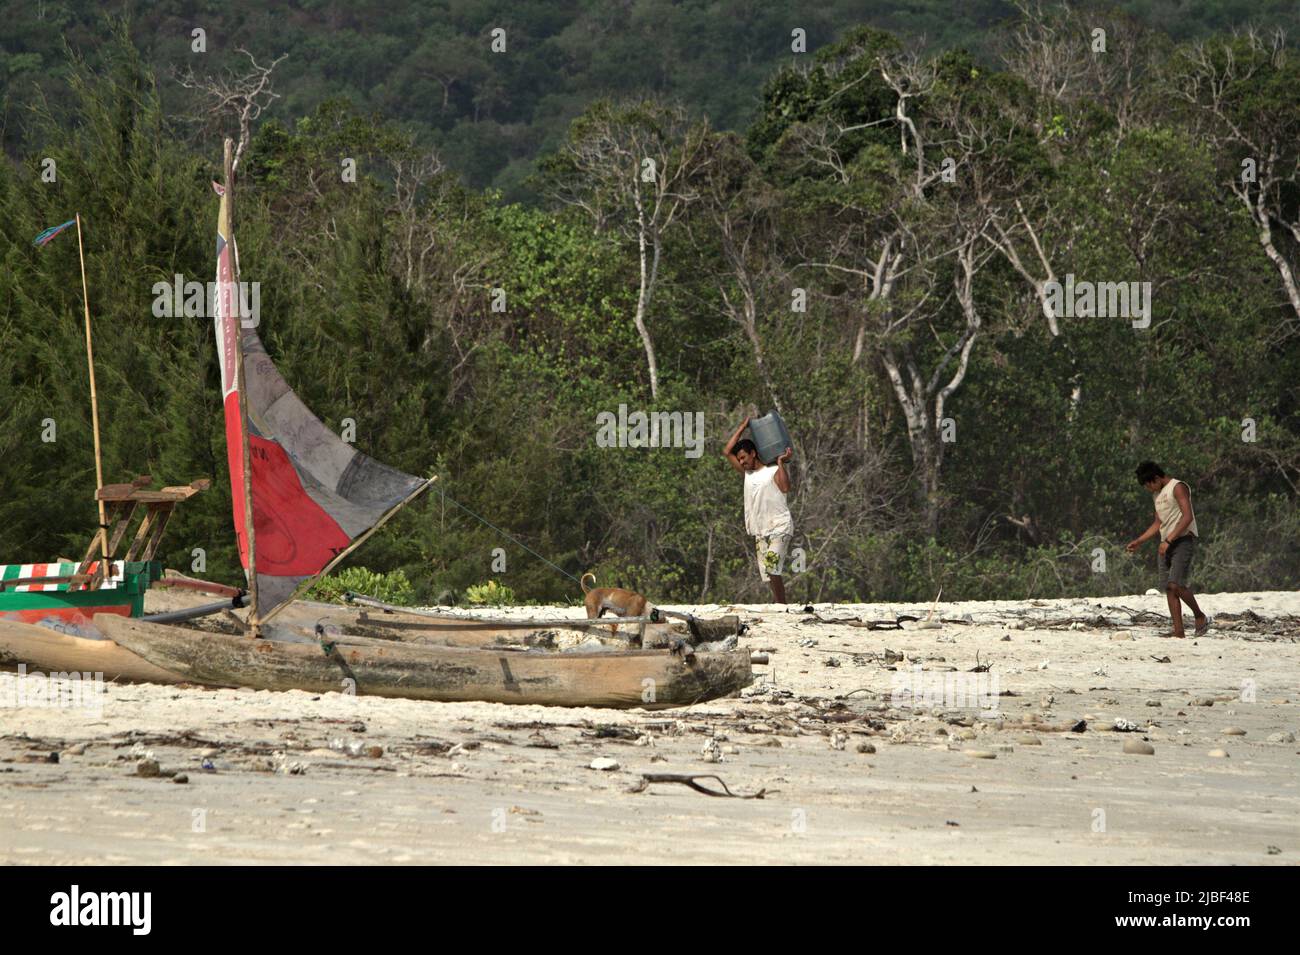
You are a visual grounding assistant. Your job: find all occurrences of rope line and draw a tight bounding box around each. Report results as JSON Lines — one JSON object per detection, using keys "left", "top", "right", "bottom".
{"left": 434, "top": 486, "right": 583, "bottom": 586}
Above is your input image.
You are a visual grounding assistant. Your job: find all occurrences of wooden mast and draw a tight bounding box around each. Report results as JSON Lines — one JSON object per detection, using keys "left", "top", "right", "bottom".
{"left": 73, "top": 213, "right": 110, "bottom": 582}
{"left": 225, "top": 138, "right": 260, "bottom": 636}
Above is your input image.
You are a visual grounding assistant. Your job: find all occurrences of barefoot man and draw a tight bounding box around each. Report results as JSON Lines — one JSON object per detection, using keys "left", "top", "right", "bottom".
{"left": 1126, "top": 461, "right": 1209, "bottom": 638}
{"left": 725, "top": 416, "right": 793, "bottom": 603}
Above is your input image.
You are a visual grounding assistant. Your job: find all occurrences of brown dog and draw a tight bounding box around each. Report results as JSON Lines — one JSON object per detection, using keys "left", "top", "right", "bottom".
{"left": 581, "top": 573, "right": 658, "bottom": 624}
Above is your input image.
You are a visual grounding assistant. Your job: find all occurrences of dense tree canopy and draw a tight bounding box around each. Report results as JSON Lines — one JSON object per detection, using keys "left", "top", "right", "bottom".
{"left": 1, "top": 3, "right": 1297, "bottom": 605}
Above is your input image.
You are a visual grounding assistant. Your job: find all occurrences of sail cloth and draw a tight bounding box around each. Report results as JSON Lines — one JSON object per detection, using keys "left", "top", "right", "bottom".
{"left": 213, "top": 182, "right": 427, "bottom": 620}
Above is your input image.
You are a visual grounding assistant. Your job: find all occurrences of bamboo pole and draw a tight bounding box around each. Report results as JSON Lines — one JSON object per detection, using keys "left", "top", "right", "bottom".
{"left": 74, "top": 213, "right": 110, "bottom": 582}
{"left": 225, "top": 138, "right": 260, "bottom": 635}
{"left": 258, "top": 476, "right": 438, "bottom": 626}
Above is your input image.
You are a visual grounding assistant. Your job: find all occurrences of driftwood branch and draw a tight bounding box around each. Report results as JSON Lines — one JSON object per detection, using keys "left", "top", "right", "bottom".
{"left": 631, "top": 773, "right": 768, "bottom": 799}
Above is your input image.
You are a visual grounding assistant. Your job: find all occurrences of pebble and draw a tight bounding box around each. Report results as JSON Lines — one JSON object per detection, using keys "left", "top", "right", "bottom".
{"left": 1018, "top": 736, "right": 1042, "bottom": 746}
{"left": 1123, "top": 740, "right": 1155, "bottom": 755}
{"left": 365, "top": 746, "right": 384, "bottom": 759}
{"left": 198, "top": 748, "right": 220, "bottom": 758}
{"left": 1145, "top": 699, "right": 1161, "bottom": 707}
{"left": 172, "top": 773, "right": 189, "bottom": 784}
{"left": 63, "top": 743, "right": 86, "bottom": 756}
{"left": 963, "top": 749, "right": 997, "bottom": 759}
{"left": 1207, "top": 749, "right": 1229, "bottom": 758}
{"left": 136, "top": 759, "right": 161, "bottom": 777}
{"left": 1221, "top": 727, "right": 1246, "bottom": 736}
{"left": 956, "top": 728, "right": 977, "bottom": 741}
{"left": 1267, "top": 732, "right": 1295, "bottom": 744}
{"left": 589, "top": 757, "right": 620, "bottom": 771}
{"left": 1193, "top": 697, "right": 1214, "bottom": 706}
{"left": 856, "top": 742, "right": 876, "bottom": 754}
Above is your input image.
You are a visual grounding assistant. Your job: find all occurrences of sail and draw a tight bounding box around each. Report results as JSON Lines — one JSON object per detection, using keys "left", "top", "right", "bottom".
{"left": 213, "top": 180, "right": 427, "bottom": 620}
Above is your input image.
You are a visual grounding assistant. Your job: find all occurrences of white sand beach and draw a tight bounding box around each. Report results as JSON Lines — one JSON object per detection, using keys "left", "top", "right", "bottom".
{"left": 3, "top": 590, "right": 1298, "bottom": 865}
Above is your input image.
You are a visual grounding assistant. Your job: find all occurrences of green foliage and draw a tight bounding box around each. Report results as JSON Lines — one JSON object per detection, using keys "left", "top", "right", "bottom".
{"left": 0, "top": 7, "right": 1297, "bottom": 612}
{"left": 464, "top": 579, "right": 517, "bottom": 606}
{"left": 307, "top": 566, "right": 417, "bottom": 605}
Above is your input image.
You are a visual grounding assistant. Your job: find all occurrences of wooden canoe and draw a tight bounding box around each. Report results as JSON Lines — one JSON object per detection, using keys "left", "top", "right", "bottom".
{"left": 96, "top": 614, "right": 752, "bottom": 709}
{"left": 144, "top": 589, "right": 681, "bottom": 650}
{"left": 0, "top": 617, "right": 184, "bottom": 684}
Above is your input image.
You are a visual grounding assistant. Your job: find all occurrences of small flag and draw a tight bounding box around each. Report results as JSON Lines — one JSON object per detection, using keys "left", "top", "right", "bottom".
{"left": 212, "top": 181, "right": 226, "bottom": 196}
{"left": 33, "top": 218, "right": 76, "bottom": 247}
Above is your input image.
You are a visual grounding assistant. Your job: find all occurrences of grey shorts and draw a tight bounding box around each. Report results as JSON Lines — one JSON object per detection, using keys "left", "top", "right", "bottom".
{"left": 1159, "top": 535, "right": 1196, "bottom": 590}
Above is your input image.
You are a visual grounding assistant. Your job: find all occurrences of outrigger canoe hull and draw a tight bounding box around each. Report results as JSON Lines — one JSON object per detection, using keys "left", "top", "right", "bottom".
{"left": 96, "top": 614, "right": 752, "bottom": 709}
{"left": 0, "top": 618, "right": 184, "bottom": 684}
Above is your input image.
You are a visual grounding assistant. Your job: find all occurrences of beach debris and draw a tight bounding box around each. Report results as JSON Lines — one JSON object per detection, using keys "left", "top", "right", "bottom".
{"left": 830, "top": 731, "right": 848, "bottom": 751}
{"left": 1070, "top": 720, "right": 1087, "bottom": 733}
{"left": 1038, "top": 660, "right": 1049, "bottom": 670}
{"left": 589, "top": 757, "right": 621, "bottom": 771}
{"left": 1112, "top": 718, "right": 1141, "bottom": 733}
{"left": 797, "top": 637, "right": 819, "bottom": 648}
{"left": 1145, "top": 699, "right": 1161, "bottom": 707}
{"left": 1267, "top": 732, "right": 1295, "bottom": 744}
{"left": 585, "top": 724, "right": 640, "bottom": 741}
{"left": 963, "top": 749, "right": 996, "bottom": 759}
{"left": 136, "top": 759, "right": 161, "bottom": 777}
{"left": 629, "top": 773, "right": 766, "bottom": 799}
{"left": 856, "top": 741, "right": 876, "bottom": 754}
{"left": 1150, "top": 656, "right": 1171, "bottom": 664}
{"left": 1267, "top": 846, "right": 1282, "bottom": 855}
{"left": 1123, "top": 740, "right": 1155, "bottom": 755}
{"left": 701, "top": 738, "right": 723, "bottom": 763}
{"left": 63, "top": 743, "right": 86, "bottom": 756}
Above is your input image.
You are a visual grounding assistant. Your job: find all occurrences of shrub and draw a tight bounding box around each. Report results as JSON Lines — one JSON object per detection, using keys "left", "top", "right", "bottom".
{"left": 307, "top": 566, "right": 416, "bottom": 605}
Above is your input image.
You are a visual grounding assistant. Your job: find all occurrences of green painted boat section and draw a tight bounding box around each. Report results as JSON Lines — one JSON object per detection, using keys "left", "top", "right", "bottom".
{"left": 0, "top": 560, "right": 160, "bottom": 617}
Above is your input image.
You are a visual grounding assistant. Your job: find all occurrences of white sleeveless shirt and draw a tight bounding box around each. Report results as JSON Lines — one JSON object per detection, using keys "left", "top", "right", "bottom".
{"left": 744, "top": 465, "right": 793, "bottom": 537}
{"left": 1155, "top": 478, "right": 1198, "bottom": 541}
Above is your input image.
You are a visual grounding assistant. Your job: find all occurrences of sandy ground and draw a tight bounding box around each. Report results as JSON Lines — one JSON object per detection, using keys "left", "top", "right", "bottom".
{"left": 2, "top": 590, "right": 1298, "bottom": 865}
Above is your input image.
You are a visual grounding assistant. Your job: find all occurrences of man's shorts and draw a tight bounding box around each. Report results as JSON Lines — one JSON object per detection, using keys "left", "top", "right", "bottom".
{"left": 755, "top": 532, "right": 791, "bottom": 582}
{"left": 1159, "top": 535, "right": 1196, "bottom": 590}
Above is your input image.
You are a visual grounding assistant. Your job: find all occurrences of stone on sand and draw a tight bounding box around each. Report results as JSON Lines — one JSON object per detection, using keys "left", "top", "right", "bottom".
{"left": 1123, "top": 740, "right": 1155, "bottom": 755}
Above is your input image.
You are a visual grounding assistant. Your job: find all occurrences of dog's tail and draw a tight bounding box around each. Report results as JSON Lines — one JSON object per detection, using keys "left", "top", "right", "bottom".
{"left": 580, "top": 572, "right": 596, "bottom": 594}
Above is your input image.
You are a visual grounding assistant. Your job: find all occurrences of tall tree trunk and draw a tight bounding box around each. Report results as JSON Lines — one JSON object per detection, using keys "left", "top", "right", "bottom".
{"left": 633, "top": 195, "right": 661, "bottom": 399}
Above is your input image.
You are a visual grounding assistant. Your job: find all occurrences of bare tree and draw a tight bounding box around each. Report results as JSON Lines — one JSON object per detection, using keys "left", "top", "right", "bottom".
{"left": 176, "top": 49, "right": 287, "bottom": 174}
{"left": 1172, "top": 29, "right": 1300, "bottom": 337}
{"left": 546, "top": 100, "right": 712, "bottom": 399}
